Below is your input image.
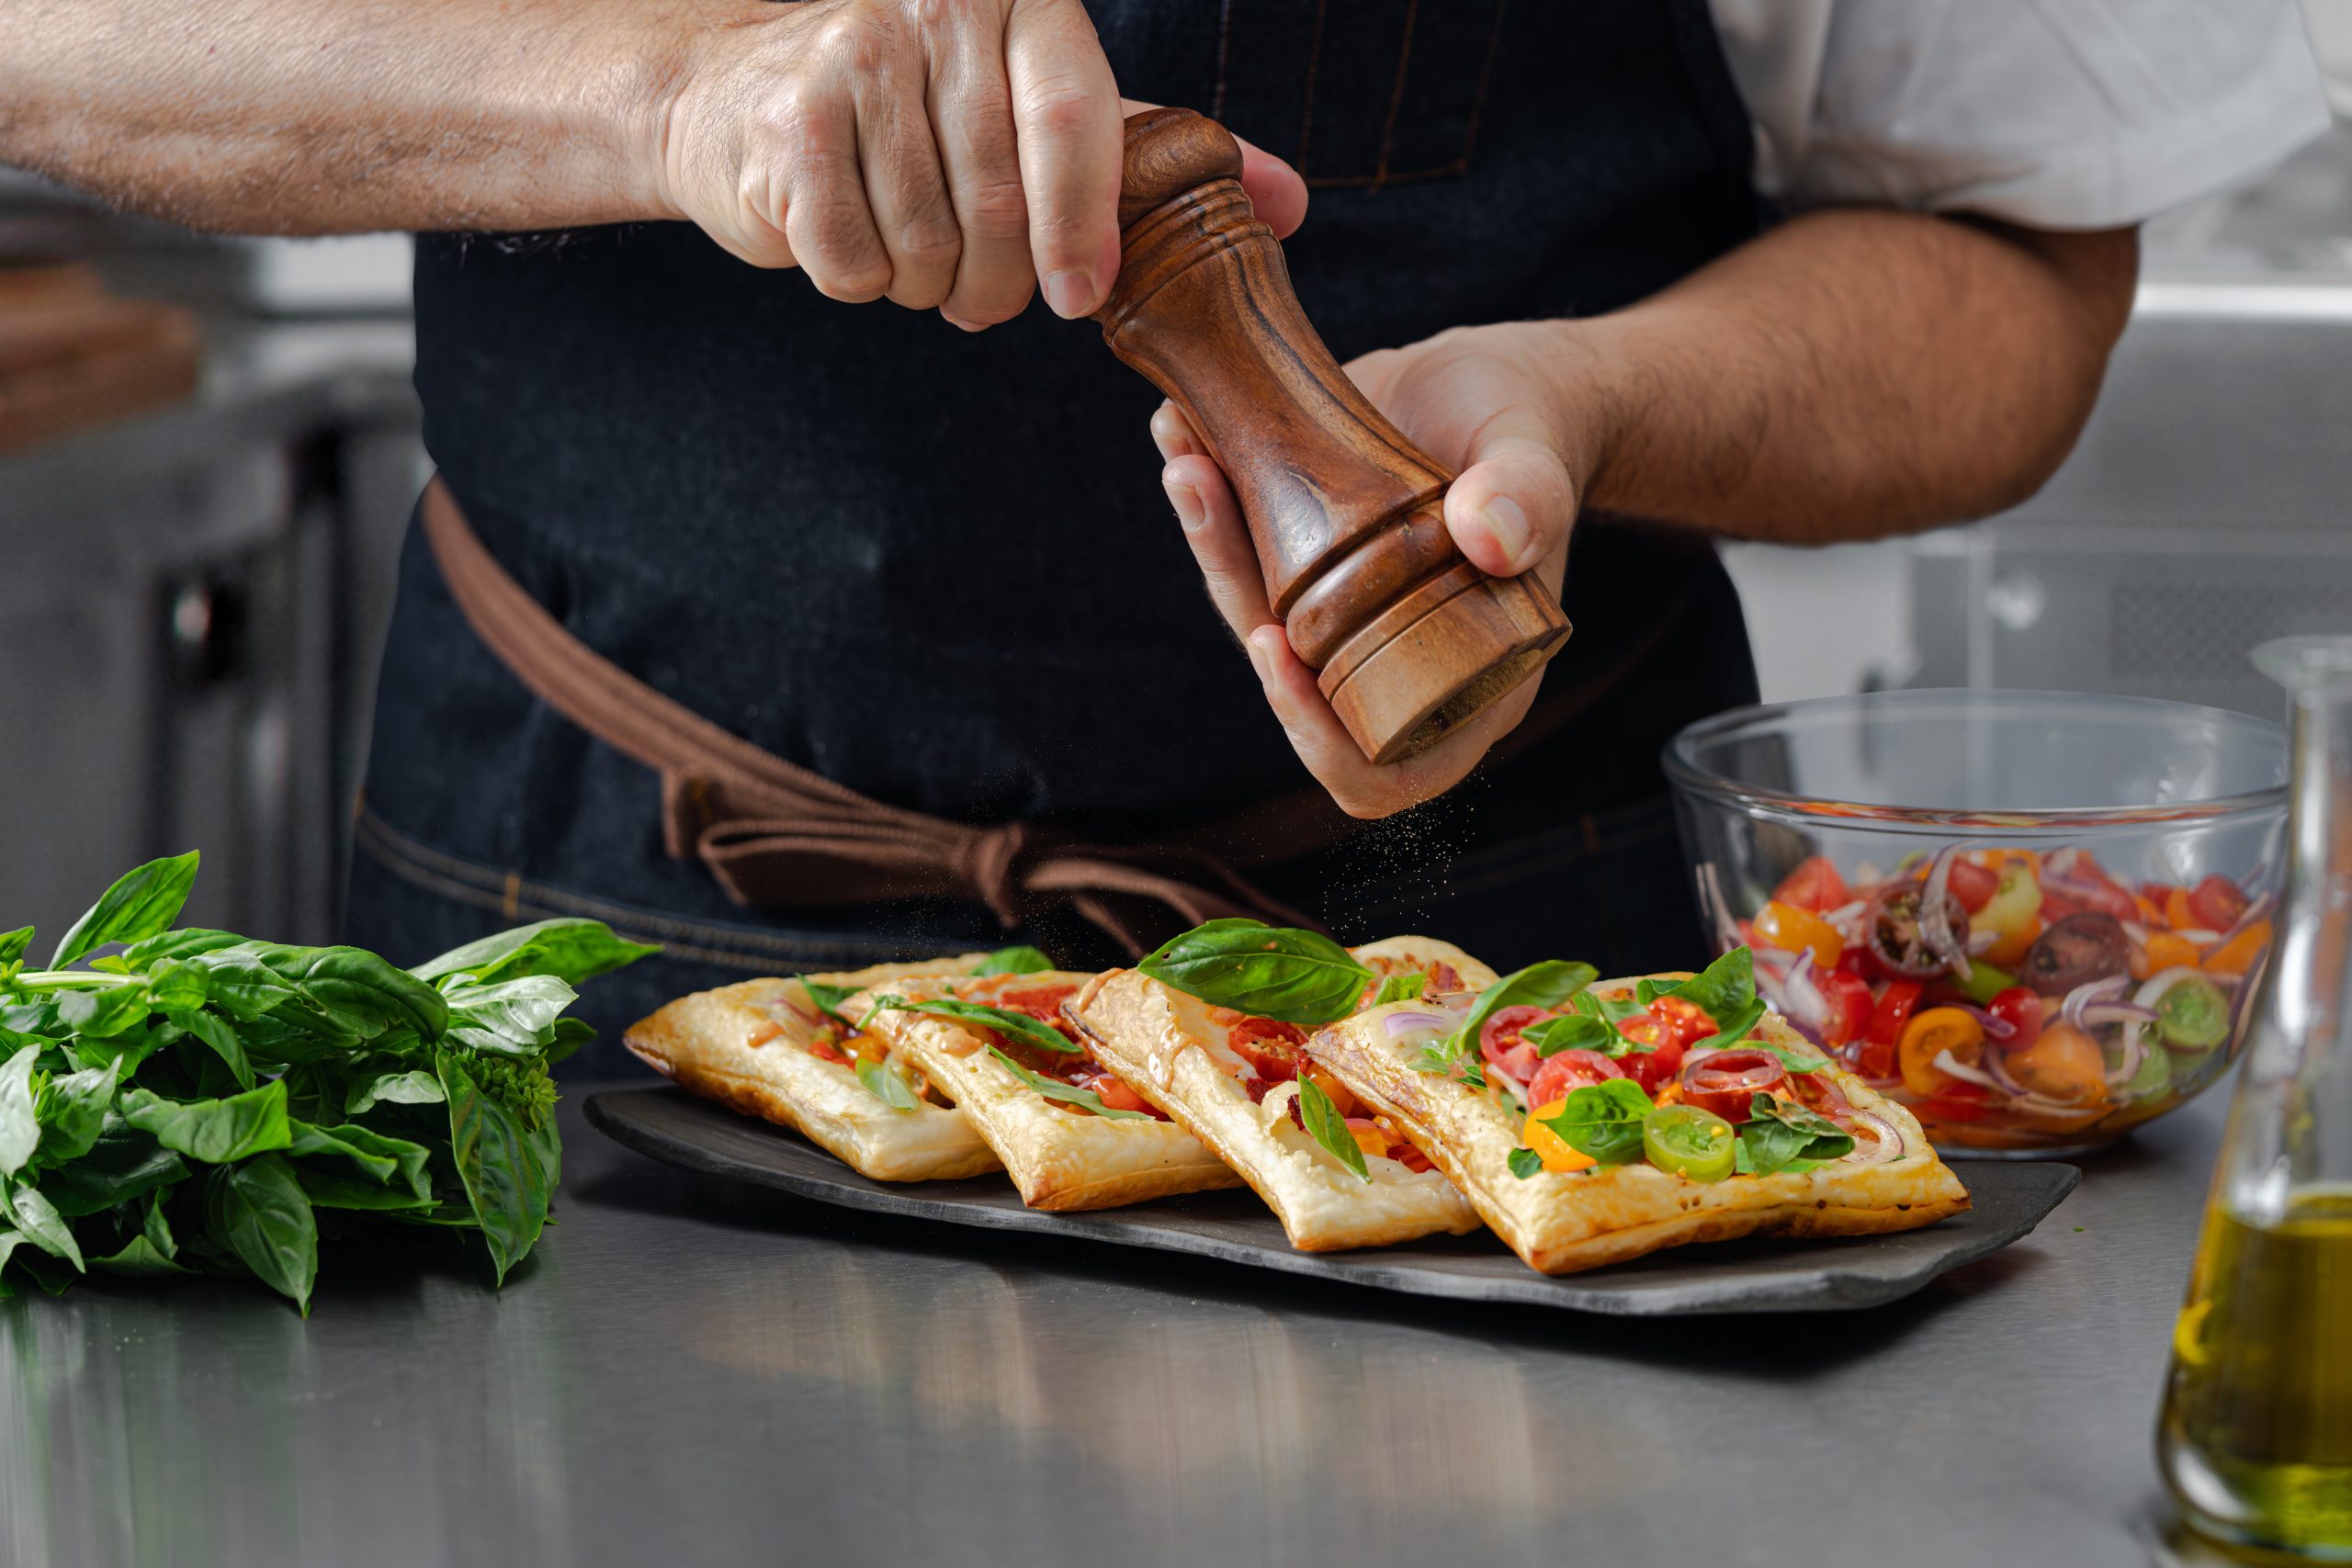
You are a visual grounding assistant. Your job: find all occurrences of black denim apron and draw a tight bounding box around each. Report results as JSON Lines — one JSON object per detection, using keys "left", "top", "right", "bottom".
{"left": 351, "top": 0, "right": 1764, "bottom": 1075}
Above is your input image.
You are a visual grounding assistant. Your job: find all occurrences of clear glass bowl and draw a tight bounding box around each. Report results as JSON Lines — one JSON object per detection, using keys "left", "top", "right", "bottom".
{"left": 1664, "top": 690, "right": 2290, "bottom": 1157}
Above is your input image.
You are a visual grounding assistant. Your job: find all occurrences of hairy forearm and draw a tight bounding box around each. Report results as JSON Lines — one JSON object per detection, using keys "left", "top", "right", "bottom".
{"left": 0, "top": 0, "right": 723, "bottom": 233}
{"left": 1563, "top": 209, "right": 2139, "bottom": 544}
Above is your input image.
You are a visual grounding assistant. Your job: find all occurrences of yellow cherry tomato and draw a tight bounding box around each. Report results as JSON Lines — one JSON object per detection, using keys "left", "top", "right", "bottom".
{"left": 1524, "top": 1098, "right": 1597, "bottom": 1174}
{"left": 2134, "top": 931, "right": 2200, "bottom": 980}
{"left": 1306, "top": 1066, "right": 1359, "bottom": 1118}
{"left": 2006, "top": 1021, "right": 2108, "bottom": 1105}
{"left": 1755, "top": 899, "right": 1842, "bottom": 969}
{"left": 1897, "top": 1007, "right": 1986, "bottom": 1098}
{"left": 2204, "top": 919, "right": 2272, "bottom": 979}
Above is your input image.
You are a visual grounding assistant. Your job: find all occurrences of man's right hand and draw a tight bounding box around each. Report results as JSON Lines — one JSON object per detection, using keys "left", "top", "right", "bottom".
{"left": 657, "top": 0, "right": 1306, "bottom": 327}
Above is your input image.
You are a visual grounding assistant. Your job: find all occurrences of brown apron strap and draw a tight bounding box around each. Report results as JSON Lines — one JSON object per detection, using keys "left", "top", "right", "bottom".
{"left": 418, "top": 478, "right": 1320, "bottom": 953}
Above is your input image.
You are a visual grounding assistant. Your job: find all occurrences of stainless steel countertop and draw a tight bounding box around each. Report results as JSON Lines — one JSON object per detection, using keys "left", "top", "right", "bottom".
{"left": 0, "top": 1079, "right": 2230, "bottom": 1568}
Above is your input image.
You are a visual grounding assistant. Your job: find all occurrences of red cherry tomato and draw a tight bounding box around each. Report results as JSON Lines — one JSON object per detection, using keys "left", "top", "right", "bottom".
{"left": 1985, "top": 985, "right": 2044, "bottom": 1053}
{"left": 2063, "top": 867, "right": 2142, "bottom": 923}
{"left": 1770, "top": 855, "right": 1850, "bottom": 914}
{"left": 1526, "top": 1048, "right": 1625, "bottom": 1107}
{"left": 1480, "top": 1004, "right": 1550, "bottom": 1089}
{"left": 1821, "top": 970, "right": 1875, "bottom": 1048}
{"left": 2188, "top": 874, "right": 2251, "bottom": 933}
{"left": 1678, "top": 1049, "right": 1790, "bottom": 1123}
{"left": 1946, "top": 860, "right": 2000, "bottom": 913}
{"left": 1225, "top": 1016, "right": 1307, "bottom": 1081}
{"left": 1088, "top": 1073, "right": 1158, "bottom": 1115}
{"left": 1650, "top": 995, "right": 1721, "bottom": 1054}
{"left": 1858, "top": 978, "right": 1926, "bottom": 1078}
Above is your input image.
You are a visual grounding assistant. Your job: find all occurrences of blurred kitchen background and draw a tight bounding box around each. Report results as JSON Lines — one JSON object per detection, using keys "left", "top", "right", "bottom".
{"left": 4, "top": 7, "right": 2350, "bottom": 947}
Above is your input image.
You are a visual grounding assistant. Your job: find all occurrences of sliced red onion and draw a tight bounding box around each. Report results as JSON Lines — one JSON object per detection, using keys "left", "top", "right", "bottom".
{"left": 1949, "top": 1002, "right": 2018, "bottom": 1040}
{"left": 1978, "top": 1049, "right": 2029, "bottom": 1098}
{"left": 2121, "top": 920, "right": 2152, "bottom": 947}
{"left": 2104, "top": 1015, "right": 2149, "bottom": 1086}
{"left": 2134, "top": 966, "right": 2208, "bottom": 1010}
{"left": 1780, "top": 949, "right": 1832, "bottom": 1035}
{"left": 1842, "top": 1110, "right": 1906, "bottom": 1166}
{"left": 2061, "top": 975, "right": 2131, "bottom": 1032}
{"left": 2082, "top": 1001, "right": 2158, "bottom": 1027}
{"left": 1930, "top": 1048, "right": 2006, "bottom": 1091}
{"left": 1967, "top": 928, "right": 1999, "bottom": 954}
{"left": 1697, "top": 862, "right": 1745, "bottom": 952}
{"left": 1919, "top": 848, "right": 1972, "bottom": 977}
{"left": 1383, "top": 1010, "right": 1449, "bottom": 1038}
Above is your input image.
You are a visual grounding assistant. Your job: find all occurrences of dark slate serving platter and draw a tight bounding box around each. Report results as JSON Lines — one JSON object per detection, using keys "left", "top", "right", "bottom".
{"left": 585, "top": 1086, "right": 2079, "bottom": 1316}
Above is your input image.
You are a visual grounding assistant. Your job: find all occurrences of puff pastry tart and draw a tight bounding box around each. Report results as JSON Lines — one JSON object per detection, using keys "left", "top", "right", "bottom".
{"left": 623, "top": 954, "right": 1003, "bottom": 1183}
{"left": 853, "top": 970, "right": 1245, "bottom": 1212}
{"left": 1064, "top": 936, "right": 1495, "bottom": 1252}
{"left": 1304, "top": 949, "right": 1972, "bottom": 1275}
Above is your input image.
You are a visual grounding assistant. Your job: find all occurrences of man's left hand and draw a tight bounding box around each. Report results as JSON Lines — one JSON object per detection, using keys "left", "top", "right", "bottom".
{"left": 1152, "top": 320, "right": 1603, "bottom": 819}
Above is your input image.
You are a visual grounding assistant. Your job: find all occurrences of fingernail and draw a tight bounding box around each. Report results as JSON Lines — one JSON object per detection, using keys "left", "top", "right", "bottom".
{"left": 941, "top": 310, "right": 986, "bottom": 333}
{"left": 1242, "top": 631, "right": 1270, "bottom": 679}
{"left": 1043, "top": 269, "right": 1097, "bottom": 320}
{"left": 1478, "top": 496, "right": 1531, "bottom": 568}
{"left": 1164, "top": 479, "right": 1203, "bottom": 532}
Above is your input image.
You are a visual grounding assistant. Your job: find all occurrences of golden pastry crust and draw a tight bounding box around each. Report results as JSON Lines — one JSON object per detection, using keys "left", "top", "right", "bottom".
{"left": 623, "top": 956, "right": 1002, "bottom": 1183}
{"left": 1066, "top": 964, "right": 1482, "bottom": 1252}
{"left": 1305, "top": 975, "right": 1973, "bottom": 1275}
{"left": 856, "top": 971, "right": 1244, "bottom": 1212}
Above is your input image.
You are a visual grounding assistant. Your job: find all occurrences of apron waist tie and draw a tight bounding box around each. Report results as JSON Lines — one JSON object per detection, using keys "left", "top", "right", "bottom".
{"left": 418, "top": 478, "right": 1327, "bottom": 956}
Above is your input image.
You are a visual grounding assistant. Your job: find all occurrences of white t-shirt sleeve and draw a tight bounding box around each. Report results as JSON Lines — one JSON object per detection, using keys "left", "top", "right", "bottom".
{"left": 1710, "top": 0, "right": 2332, "bottom": 230}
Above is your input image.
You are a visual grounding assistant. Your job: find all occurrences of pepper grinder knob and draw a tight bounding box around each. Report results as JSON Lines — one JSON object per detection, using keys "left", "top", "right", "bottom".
{"left": 1093, "top": 107, "right": 1571, "bottom": 765}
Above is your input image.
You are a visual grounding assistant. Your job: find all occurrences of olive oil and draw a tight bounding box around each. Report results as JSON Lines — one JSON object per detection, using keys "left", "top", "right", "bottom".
{"left": 2160, "top": 1188, "right": 2352, "bottom": 1559}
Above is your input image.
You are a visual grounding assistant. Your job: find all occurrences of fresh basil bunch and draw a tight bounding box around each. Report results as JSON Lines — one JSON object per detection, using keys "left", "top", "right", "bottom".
{"left": 0, "top": 852, "right": 655, "bottom": 1312}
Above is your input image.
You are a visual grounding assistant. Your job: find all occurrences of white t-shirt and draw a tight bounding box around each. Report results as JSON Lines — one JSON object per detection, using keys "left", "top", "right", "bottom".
{"left": 1710, "top": 0, "right": 2332, "bottom": 229}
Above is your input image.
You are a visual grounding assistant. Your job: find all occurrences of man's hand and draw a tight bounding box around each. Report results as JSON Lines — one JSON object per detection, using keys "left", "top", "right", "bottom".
{"left": 1153, "top": 321, "right": 1602, "bottom": 818}
{"left": 660, "top": 0, "right": 1307, "bottom": 326}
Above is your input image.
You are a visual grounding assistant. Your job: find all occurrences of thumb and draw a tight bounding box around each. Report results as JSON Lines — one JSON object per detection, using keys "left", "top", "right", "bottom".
{"left": 1442, "top": 412, "right": 1578, "bottom": 578}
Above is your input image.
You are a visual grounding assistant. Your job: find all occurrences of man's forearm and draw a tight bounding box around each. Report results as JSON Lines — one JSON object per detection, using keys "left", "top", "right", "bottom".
{"left": 0, "top": 0, "right": 710, "bottom": 233}
{"left": 1563, "top": 209, "right": 2139, "bottom": 544}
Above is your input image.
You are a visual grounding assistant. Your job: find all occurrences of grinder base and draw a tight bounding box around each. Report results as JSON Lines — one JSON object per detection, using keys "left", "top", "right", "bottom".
{"left": 1314, "top": 563, "right": 1572, "bottom": 766}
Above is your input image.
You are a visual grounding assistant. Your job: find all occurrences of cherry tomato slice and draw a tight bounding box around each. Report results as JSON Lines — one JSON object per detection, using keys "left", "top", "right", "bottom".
{"left": 2188, "top": 874, "right": 2251, "bottom": 934}
{"left": 1770, "top": 855, "right": 1850, "bottom": 914}
{"left": 1526, "top": 1048, "right": 1625, "bottom": 1108}
{"left": 1481, "top": 1004, "right": 1551, "bottom": 1089}
{"left": 1896, "top": 1006, "right": 1986, "bottom": 1098}
{"left": 1650, "top": 995, "right": 1721, "bottom": 1053}
{"left": 1225, "top": 1015, "right": 1308, "bottom": 1081}
{"left": 1678, "top": 1049, "right": 1789, "bottom": 1122}
{"left": 1945, "top": 860, "right": 2000, "bottom": 913}
{"left": 1820, "top": 971, "right": 1875, "bottom": 1049}
{"left": 1984, "top": 985, "right": 2043, "bottom": 1053}
{"left": 1755, "top": 900, "right": 1843, "bottom": 968}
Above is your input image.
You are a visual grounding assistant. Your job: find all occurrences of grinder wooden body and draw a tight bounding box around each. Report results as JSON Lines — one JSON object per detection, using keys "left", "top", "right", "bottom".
{"left": 1094, "top": 108, "right": 1570, "bottom": 765}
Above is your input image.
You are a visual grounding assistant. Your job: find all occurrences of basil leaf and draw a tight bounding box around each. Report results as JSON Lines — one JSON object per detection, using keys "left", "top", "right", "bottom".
{"left": 1537, "top": 1079, "right": 1655, "bottom": 1166}
{"left": 297, "top": 1170, "right": 443, "bottom": 1212}
{"left": 1136, "top": 919, "right": 1373, "bottom": 1026}
{"left": 1758, "top": 1042, "right": 1827, "bottom": 1075}
{"left": 1295, "top": 1073, "right": 1371, "bottom": 1183}
{"left": 0, "top": 928, "right": 31, "bottom": 966}
{"left": 797, "top": 979, "right": 859, "bottom": 1021}
{"left": 1444, "top": 960, "right": 1600, "bottom": 1062}
{"left": 168, "top": 1008, "right": 254, "bottom": 1090}
{"left": 409, "top": 918, "right": 659, "bottom": 988}
{"left": 1646, "top": 948, "right": 1767, "bottom": 1048}
{"left": 1507, "top": 1146, "right": 1544, "bottom": 1180}
{"left": 854, "top": 1056, "right": 922, "bottom": 1113}
{"left": 1370, "top": 971, "right": 1429, "bottom": 1007}
{"left": 118, "top": 928, "right": 245, "bottom": 968}
{"left": 203, "top": 1155, "right": 316, "bottom": 1312}
{"left": 345, "top": 1068, "right": 446, "bottom": 1118}
{"left": 437, "top": 1049, "right": 559, "bottom": 1286}
{"left": 985, "top": 1047, "right": 1150, "bottom": 1121}
{"left": 120, "top": 1081, "right": 293, "bottom": 1165}
{"left": 30, "top": 1055, "right": 119, "bottom": 1167}
{"left": 1, "top": 1179, "right": 83, "bottom": 1269}
{"left": 1736, "top": 1093, "right": 1854, "bottom": 1177}
{"left": 53, "top": 984, "right": 155, "bottom": 1040}
{"left": 87, "top": 1234, "right": 189, "bottom": 1278}
{"left": 287, "top": 1121, "right": 434, "bottom": 1200}
{"left": 1522, "top": 1013, "right": 1614, "bottom": 1057}
{"left": 0, "top": 1043, "right": 39, "bottom": 1176}
{"left": 51, "top": 851, "right": 201, "bottom": 966}
{"left": 973, "top": 945, "right": 1054, "bottom": 977}
{"left": 871, "top": 994, "right": 1080, "bottom": 1056}
{"left": 40, "top": 1130, "right": 187, "bottom": 1216}
{"left": 440, "top": 974, "right": 579, "bottom": 1057}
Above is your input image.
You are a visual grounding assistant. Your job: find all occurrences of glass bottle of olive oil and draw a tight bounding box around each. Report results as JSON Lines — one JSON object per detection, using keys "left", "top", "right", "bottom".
{"left": 2159, "top": 637, "right": 2352, "bottom": 1561}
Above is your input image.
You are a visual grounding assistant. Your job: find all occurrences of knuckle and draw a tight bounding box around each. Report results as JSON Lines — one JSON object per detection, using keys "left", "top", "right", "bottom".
{"left": 1019, "top": 78, "right": 1109, "bottom": 143}
{"left": 956, "top": 175, "right": 1030, "bottom": 240}
{"left": 818, "top": 12, "right": 901, "bottom": 80}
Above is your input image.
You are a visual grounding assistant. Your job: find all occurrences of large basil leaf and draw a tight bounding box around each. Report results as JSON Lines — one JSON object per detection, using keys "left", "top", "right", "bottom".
{"left": 1645, "top": 947, "right": 1767, "bottom": 1049}
{"left": 984, "top": 1048, "right": 1150, "bottom": 1121}
{"left": 204, "top": 1155, "right": 317, "bottom": 1312}
{"left": 1521, "top": 1013, "right": 1615, "bottom": 1058}
{"left": 30, "top": 1055, "right": 119, "bottom": 1167}
{"left": 52, "top": 984, "right": 156, "bottom": 1040}
{"left": 1295, "top": 1074, "right": 1370, "bottom": 1183}
{"left": 972, "top": 946, "right": 1054, "bottom": 977}
{"left": 854, "top": 1056, "right": 922, "bottom": 1113}
{"left": 1443, "top": 960, "right": 1600, "bottom": 1063}
{"left": 870, "top": 995, "right": 1080, "bottom": 1057}
{"left": 87, "top": 1235, "right": 189, "bottom": 1278}
{"left": 440, "top": 975, "right": 578, "bottom": 1057}
{"left": 120, "top": 1080, "right": 293, "bottom": 1165}
{"left": 40, "top": 1128, "right": 188, "bottom": 1216}
{"left": 409, "top": 918, "right": 659, "bottom": 988}
{"left": 287, "top": 1121, "right": 434, "bottom": 1200}
{"left": 118, "top": 928, "right": 246, "bottom": 968}
{"left": 1734, "top": 1094, "right": 1854, "bottom": 1177}
{"left": 1, "top": 1179, "right": 84, "bottom": 1269}
{"left": 437, "top": 1050, "right": 559, "bottom": 1285}
{"left": 0, "top": 1043, "right": 39, "bottom": 1175}
{"left": 345, "top": 1068, "right": 446, "bottom": 1118}
{"left": 167, "top": 1008, "right": 254, "bottom": 1090}
{"left": 1136, "top": 919, "right": 1373, "bottom": 1025}
{"left": 51, "top": 851, "right": 201, "bottom": 965}
{"left": 1535, "top": 1079, "right": 1654, "bottom": 1166}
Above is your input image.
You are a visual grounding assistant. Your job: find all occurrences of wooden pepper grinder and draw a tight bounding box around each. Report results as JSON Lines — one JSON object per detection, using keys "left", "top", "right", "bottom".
{"left": 1093, "top": 107, "right": 1571, "bottom": 765}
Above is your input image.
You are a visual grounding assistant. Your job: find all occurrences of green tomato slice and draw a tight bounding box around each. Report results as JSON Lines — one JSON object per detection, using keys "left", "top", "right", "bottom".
{"left": 1642, "top": 1104, "right": 1736, "bottom": 1183}
{"left": 2155, "top": 975, "right": 2232, "bottom": 1053}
